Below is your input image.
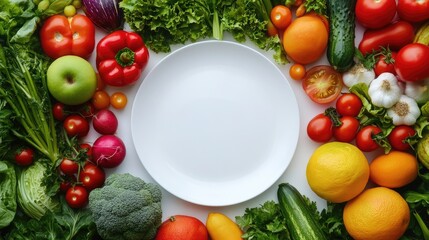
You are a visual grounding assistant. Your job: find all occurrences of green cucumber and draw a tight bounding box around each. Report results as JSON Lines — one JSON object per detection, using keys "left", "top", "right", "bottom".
{"left": 327, "top": 0, "right": 356, "bottom": 72}
{"left": 277, "top": 183, "right": 328, "bottom": 240}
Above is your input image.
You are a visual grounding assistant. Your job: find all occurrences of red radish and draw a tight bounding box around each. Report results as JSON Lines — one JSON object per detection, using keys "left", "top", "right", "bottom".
{"left": 93, "top": 109, "right": 118, "bottom": 135}
{"left": 92, "top": 135, "right": 126, "bottom": 168}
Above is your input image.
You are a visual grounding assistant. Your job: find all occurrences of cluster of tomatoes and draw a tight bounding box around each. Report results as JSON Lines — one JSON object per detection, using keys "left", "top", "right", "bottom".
{"left": 307, "top": 92, "right": 417, "bottom": 153}
{"left": 53, "top": 86, "right": 127, "bottom": 208}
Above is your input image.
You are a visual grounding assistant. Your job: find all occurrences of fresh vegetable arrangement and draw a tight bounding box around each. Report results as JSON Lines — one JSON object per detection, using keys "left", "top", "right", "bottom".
{"left": 3, "top": 0, "right": 429, "bottom": 239}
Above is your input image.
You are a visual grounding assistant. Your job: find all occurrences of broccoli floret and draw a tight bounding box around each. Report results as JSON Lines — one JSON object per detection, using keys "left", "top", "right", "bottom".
{"left": 88, "top": 173, "right": 162, "bottom": 240}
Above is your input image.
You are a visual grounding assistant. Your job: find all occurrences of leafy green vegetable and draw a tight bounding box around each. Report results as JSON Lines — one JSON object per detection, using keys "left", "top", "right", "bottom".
{"left": 16, "top": 161, "right": 59, "bottom": 220}
{"left": 0, "top": 161, "right": 16, "bottom": 229}
{"left": 0, "top": 45, "right": 59, "bottom": 162}
{"left": 222, "top": 0, "right": 288, "bottom": 64}
{"left": 119, "top": 0, "right": 288, "bottom": 64}
{"left": 3, "top": 197, "right": 96, "bottom": 240}
{"left": 304, "top": 0, "right": 327, "bottom": 16}
{"left": 236, "top": 200, "right": 290, "bottom": 239}
{"left": 0, "top": 101, "right": 14, "bottom": 159}
{"left": 120, "top": 0, "right": 213, "bottom": 53}
{"left": 320, "top": 202, "right": 351, "bottom": 239}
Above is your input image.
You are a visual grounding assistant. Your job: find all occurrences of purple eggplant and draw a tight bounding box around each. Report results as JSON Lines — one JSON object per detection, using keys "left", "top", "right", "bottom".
{"left": 82, "top": 0, "right": 124, "bottom": 32}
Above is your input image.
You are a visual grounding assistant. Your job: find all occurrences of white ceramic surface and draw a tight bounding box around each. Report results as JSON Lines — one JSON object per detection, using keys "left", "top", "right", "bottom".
{"left": 130, "top": 41, "right": 300, "bottom": 206}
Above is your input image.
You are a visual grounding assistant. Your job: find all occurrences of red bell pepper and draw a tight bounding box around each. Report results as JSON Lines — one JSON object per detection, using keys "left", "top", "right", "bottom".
{"left": 96, "top": 30, "right": 149, "bottom": 87}
{"left": 40, "top": 14, "right": 95, "bottom": 59}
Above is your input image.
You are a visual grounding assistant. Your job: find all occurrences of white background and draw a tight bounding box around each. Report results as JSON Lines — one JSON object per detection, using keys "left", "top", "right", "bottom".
{"left": 86, "top": 23, "right": 366, "bottom": 223}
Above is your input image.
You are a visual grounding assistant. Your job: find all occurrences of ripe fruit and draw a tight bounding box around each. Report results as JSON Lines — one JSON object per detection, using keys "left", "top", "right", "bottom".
{"left": 306, "top": 142, "right": 369, "bottom": 203}
{"left": 370, "top": 151, "right": 418, "bottom": 188}
{"left": 282, "top": 15, "right": 328, "bottom": 64}
{"left": 343, "top": 187, "right": 410, "bottom": 240}
{"left": 47, "top": 55, "right": 97, "bottom": 106}
{"left": 155, "top": 215, "right": 208, "bottom": 240}
{"left": 206, "top": 212, "right": 243, "bottom": 240}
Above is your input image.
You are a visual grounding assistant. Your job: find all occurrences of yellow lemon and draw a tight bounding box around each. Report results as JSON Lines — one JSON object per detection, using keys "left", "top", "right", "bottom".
{"left": 343, "top": 187, "right": 410, "bottom": 240}
{"left": 306, "top": 142, "right": 369, "bottom": 203}
{"left": 206, "top": 212, "right": 243, "bottom": 240}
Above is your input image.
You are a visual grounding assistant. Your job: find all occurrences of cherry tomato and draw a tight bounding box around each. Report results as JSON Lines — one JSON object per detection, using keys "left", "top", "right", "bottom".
{"left": 110, "top": 92, "right": 128, "bottom": 109}
{"left": 388, "top": 125, "right": 416, "bottom": 151}
{"left": 397, "top": 0, "right": 429, "bottom": 23}
{"left": 14, "top": 148, "right": 34, "bottom": 166}
{"left": 92, "top": 90, "right": 110, "bottom": 110}
{"left": 59, "top": 174, "right": 77, "bottom": 192}
{"left": 52, "top": 102, "right": 68, "bottom": 121}
{"left": 374, "top": 51, "right": 397, "bottom": 77}
{"left": 39, "top": 14, "right": 95, "bottom": 59}
{"left": 59, "top": 158, "right": 79, "bottom": 175}
{"left": 65, "top": 186, "right": 88, "bottom": 208}
{"left": 355, "top": 0, "right": 397, "bottom": 29}
{"left": 395, "top": 43, "right": 429, "bottom": 82}
{"left": 333, "top": 116, "right": 360, "bottom": 143}
{"left": 63, "top": 114, "right": 90, "bottom": 138}
{"left": 78, "top": 102, "right": 95, "bottom": 118}
{"left": 335, "top": 93, "right": 363, "bottom": 117}
{"left": 270, "top": 5, "right": 292, "bottom": 30}
{"left": 80, "top": 143, "right": 92, "bottom": 159}
{"left": 289, "top": 63, "right": 306, "bottom": 81}
{"left": 302, "top": 65, "right": 343, "bottom": 104}
{"left": 356, "top": 125, "right": 382, "bottom": 152}
{"left": 79, "top": 163, "right": 105, "bottom": 191}
{"left": 307, "top": 113, "right": 333, "bottom": 142}
{"left": 358, "top": 21, "right": 415, "bottom": 56}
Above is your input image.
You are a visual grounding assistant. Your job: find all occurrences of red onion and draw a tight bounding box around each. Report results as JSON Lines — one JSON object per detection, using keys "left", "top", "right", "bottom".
{"left": 82, "top": 0, "right": 124, "bottom": 32}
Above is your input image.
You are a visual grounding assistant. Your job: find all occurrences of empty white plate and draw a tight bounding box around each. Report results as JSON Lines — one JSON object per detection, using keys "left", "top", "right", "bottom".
{"left": 131, "top": 40, "right": 300, "bottom": 206}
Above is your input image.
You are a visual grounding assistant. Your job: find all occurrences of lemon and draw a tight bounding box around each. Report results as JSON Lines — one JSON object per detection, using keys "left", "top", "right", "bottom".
{"left": 306, "top": 142, "right": 369, "bottom": 203}
{"left": 343, "top": 187, "right": 410, "bottom": 240}
{"left": 206, "top": 212, "right": 243, "bottom": 240}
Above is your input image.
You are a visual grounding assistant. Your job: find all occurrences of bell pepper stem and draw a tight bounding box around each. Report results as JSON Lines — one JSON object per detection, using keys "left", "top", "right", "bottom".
{"left": 116, "top": 48, "right": 135, "bottom": 67}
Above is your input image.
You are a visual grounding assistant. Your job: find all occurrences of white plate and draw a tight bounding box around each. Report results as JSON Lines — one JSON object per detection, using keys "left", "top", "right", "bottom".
{"left": 131, "top": 40, "right": 300, "bottom": 206}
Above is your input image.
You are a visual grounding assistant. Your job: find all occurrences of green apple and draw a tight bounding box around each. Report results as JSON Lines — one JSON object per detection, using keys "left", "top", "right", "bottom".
{"left": 47, "top": 55, "right": 97, "bottom": 106}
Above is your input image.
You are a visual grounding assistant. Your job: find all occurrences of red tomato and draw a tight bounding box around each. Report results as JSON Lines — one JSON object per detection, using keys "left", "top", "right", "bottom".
{"left": 92, "top": 90, "right": 110, "bottom": 110}
{"left": 63, "top": 114, "right": 90, "bottom": 138}
{"left": 65, "top": 186, "right": 89, "bottom": 208}
{"left": 395, "top": 43, "right": 429, "bottom": 82}
{"left": 59, "top": 174, "right": 77, "bottom": 192}
{"left": 80, "top": 143, "right": 92, "bottom": 159}
{"left": 270, "top": 5, "right": 292, "bottom": 30}
{"left": 59, "top": 158, "right": 79, "bottom": 176}
{"left": 78, "top": 102, "right": 95, "bottom": 119}
{"left": 356, "top": 125, "right": 382, "bottom": 152}
{"left": 52, "top": 102, "right": 68, "bottom": 121}
{"left": 39, "top": 14, "right": 95, "bottom": 59}
{"left": 388, "top": 125, "right": 416, "bottom": 151}
{"left": 307, "top": 113, "right": 333, "bottom": 143}
{"left": 397, "top": 0, "right": 429, "bottom": 23}
{"left": 335, "top": 93, "right": 363, "bottom": 117}
{"left": 14, "top": 148, "right": 34, "bottom": 166}
{"left": 302, "top": 65, "right": 343, "bottom": 104}
{"left": 79, "top": 163, "right": 105, "bottom": 191}
{"left": 374, "top": 51, "right": 397, "bottom": 76}
{"left": 358, "top": 21, "right": 415, "bottom": 55}
{"left": 333, "top": 116, "right": 360, "bottom": 143}
{"left": 355, "top": 0, "right": 397, "bottom": 29}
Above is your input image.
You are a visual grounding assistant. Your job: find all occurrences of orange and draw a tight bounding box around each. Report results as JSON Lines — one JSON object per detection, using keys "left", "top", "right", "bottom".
{"left": 306, "top": 142, "right": 369, "bottom": 203}
{"left": 282, "top": 15, "right": 328, "bottom": 64}
{"left": 206, "top": 212, "right": 243, "bottom": 240}
{"left": 370, "top": 150, "right": 418, "bottom": 188}
{"left": 343, "top": 187, "right": 410, "bottom": 240}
